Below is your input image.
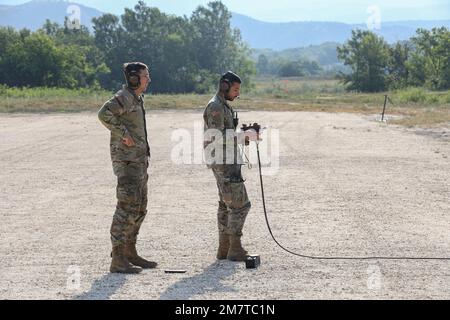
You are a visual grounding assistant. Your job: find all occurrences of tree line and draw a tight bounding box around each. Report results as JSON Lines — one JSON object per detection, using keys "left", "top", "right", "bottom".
{"left": 0, "top": 1, "right": 254, "bottom": 93}
{"left": 337, "top": 27, "right": 450, "bottom": 92}
{"left": 256, "top": 54, "right": 323, "bottom": 77}
{"left": 0, "top": 0, "right": 448, "bottom": 94}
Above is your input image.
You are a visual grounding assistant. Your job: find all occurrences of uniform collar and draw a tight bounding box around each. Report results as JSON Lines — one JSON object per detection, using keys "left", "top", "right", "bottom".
{"left": 123, "top": 85, "right": 144, "bottom": 103}
{"left": 216, "top": 93, "right": 231, "bottom": 109}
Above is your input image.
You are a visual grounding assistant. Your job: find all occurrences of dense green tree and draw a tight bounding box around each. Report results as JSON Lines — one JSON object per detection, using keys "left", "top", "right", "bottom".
{"left": 92, "top": 1, "right": 254, "bottom": 93}
{"left": 278, "top": 61, "right": 304, "bottom": 77}
{"left": 337, "top": 27, "right": 450, "bottom": 92}
{"left": 1, "top": 1, "right": 448, "bottom": 93}
{"left": 0, "top": 22, "right": 109, "bottom": 89}
{"left": 409, "top": 27, "right": 450, "bottom": 90}
{"left": 386, "top": 41, "right": 411, "bottom": 89}
{"left": 40, "top": 19, "right": 110, "bottom": 88}
{"left": 189, "top": 1, "right": 255, "bottom": 92}
{"left": 337, "top": 30, "right": 390, "bottom": 92}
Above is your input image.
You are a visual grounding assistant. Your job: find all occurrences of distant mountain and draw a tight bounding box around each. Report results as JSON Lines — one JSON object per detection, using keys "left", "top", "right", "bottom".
{"left": 0, "top": 0, "right": 103, "bottom": 31}
{"left": 231, "top": 13, "right": 450, "bottom": 50}
{"left": 0, "top": 1, "right": 449, "bottom": 51}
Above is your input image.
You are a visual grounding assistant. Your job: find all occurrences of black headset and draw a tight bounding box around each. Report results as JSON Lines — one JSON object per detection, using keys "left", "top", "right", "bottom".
{"left": 220, "top": 77, "right": 231, "bottom": 93}
{"left": 219, "top": 71, "right": 241, "bottom": 93}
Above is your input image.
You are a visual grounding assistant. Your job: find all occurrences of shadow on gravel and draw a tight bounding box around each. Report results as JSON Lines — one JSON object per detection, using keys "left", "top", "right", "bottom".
{"left": 73, "top": 273, "right": 129, "bottom": 300}
{"left": 159, "top": 261, "right": 239, "bottom": 300}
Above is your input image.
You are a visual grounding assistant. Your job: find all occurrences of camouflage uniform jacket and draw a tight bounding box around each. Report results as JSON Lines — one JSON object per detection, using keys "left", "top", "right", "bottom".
{"left": 203, "top": 94, "right": 242, "bottom": 167}
{"left": 98, "top": 85, "right": 150, "bottom": 163}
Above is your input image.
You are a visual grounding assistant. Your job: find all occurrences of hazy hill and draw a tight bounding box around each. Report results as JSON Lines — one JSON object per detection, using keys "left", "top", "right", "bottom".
{"left": 231, "top": 12, "right": 450, "bottom": 50}
{"left": 0, "top": 0, "right": 103, "bottom": 31}
{"left": 1, "top": 1, "right": 449, "bottom": 51}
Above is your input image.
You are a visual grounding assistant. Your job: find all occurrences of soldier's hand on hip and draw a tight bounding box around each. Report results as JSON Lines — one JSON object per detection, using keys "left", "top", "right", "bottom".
{"left": 122, "top": 136, "right": 136, "bottom": 147}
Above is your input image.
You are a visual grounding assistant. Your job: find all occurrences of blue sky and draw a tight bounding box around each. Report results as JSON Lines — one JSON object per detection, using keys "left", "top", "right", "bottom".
{"left": 1, "top": 0, "right": 449, "bottom": 23}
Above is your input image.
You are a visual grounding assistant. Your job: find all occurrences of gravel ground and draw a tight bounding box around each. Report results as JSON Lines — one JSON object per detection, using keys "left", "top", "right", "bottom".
{"left": 0, "top": 111, "right": 449, "bottom": 300}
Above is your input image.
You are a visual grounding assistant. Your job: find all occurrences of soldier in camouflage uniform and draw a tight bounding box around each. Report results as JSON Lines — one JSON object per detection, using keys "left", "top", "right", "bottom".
{"left": 203, "top": 71, "right": 259, "bottom": 261}
{"left": 98, "top": 62, "right": 157, "bottom": 273}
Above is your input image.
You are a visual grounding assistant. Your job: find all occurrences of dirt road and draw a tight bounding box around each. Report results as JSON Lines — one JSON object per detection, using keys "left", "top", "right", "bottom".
{"left": 0, "top": 111, "right": 449, "bottom": 299}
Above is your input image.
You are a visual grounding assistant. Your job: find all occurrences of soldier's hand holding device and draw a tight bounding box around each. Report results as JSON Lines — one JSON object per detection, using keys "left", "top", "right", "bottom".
{"left": 122, "top": 135, "right": 136, "bottom": 147}
{"left": 241, "top": 123, "right": 264, "bottom": 146}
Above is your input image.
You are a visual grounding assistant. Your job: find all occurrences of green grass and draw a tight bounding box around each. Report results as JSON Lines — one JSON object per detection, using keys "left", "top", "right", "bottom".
{"left": 242, "top": 78, "right": 450, "bottom": 127}
{"left": 0, "top": 85, "right": 210, "bottom": 113}
{"left": 0, "top": 80, "right": 449, "bottom": 128}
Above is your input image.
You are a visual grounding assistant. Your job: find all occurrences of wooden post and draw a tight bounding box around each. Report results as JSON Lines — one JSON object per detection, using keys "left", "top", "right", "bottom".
{"left": 381, "top": 95, "right": 388, "bottom": 121}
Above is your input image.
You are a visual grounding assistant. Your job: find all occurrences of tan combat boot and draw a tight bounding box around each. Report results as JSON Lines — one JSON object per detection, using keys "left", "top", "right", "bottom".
{"left": 110, "top": 245, "right": 142, "bottom": 274}
{"left": 216, "top": 233, "right": 230, "bottom": 260}
{"left": 227, "top": 235, "right": 249, "bottom": 261}
{"left": 124, "top": 242, "right": 157, "bottom": 269}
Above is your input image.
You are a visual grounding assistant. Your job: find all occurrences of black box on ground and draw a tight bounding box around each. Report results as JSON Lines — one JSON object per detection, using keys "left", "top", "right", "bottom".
{"left": 245, "top": 255, "right": 261, "bottom": 269}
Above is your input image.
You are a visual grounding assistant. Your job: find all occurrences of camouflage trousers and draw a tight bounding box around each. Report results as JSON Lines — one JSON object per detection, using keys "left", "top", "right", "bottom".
{"left": 212, "top": 165, "right": 251, "bottom": 237}
{"left": 110, "top": 160, "right": 148, "bottom": 247}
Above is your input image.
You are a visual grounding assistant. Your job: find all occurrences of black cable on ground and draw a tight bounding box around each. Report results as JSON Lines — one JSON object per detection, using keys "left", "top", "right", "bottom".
{"left": 255, "top": 141, "right": 449, "bottom": 261}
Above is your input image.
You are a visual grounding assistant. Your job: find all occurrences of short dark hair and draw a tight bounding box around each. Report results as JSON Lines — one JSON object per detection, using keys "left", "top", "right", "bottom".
{"left": 220, "top": 71, "right": 242, "bottom": 85}
{"left": 123, "top": 62, "right": 148, "bottom": 75}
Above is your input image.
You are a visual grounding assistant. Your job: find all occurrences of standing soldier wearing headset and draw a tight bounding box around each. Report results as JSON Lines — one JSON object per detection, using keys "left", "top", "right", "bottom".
{"left": 98, "top": 62, "right": 157, "bottom": 273}
{"left": 203, "top": 71, "right": 259, "bottom": 261}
